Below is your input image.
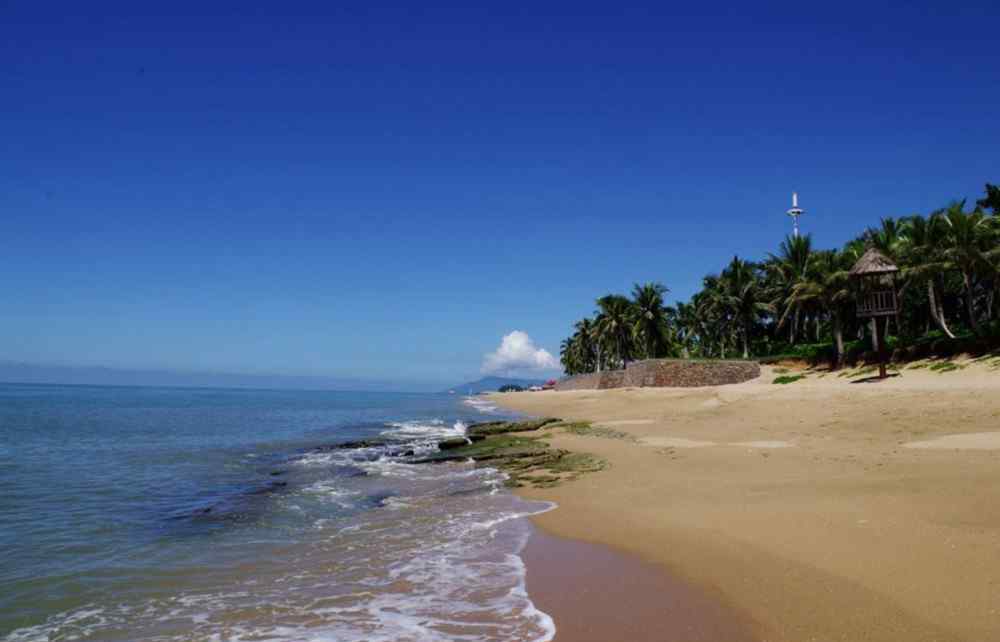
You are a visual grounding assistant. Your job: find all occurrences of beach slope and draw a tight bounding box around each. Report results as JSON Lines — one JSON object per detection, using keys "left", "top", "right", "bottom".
{"left": 493, "top": 360, "right": 1000, "bottom": 642}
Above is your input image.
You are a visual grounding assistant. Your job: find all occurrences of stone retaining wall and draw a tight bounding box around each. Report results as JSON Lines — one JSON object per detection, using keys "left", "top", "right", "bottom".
{"left": 555, "top": 359, "right": 760, "bottom": 391}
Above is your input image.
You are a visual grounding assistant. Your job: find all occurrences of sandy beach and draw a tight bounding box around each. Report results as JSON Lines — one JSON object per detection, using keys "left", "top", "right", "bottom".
{"left": 493, "top": 358, "right": 1000, "bottom": 642}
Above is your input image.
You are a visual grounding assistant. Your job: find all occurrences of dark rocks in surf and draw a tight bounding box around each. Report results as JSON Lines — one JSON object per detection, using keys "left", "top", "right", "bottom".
{"left": 464, "top": 417, "right": 560, "bottom": 439}
{"left": 437, "top": 437, "right": 472, "bottom": 450}
{"left": 413, "top": 417, "right": 606, "bottom": 490}
{"left": 313, "top": 438, "right": 396, "bottom": 452}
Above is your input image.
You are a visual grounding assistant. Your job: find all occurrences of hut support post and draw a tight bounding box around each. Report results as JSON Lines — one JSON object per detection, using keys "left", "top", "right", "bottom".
{"left": 875, "top": 317, "right": 888, "bottom": 379}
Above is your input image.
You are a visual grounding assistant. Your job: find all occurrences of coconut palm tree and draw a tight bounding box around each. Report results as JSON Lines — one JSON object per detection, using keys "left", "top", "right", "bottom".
{"left": 595, "top": 294, "right": 635, "bottom": 369}
{"left": 766, "top": 234, "right": 812, "bottom": 344}
{"left": 976, "top": 183, "right": 1000, "bottom": 215}
{"left": 938, "top": 201, "right": 994, "bottom": 333}
{"left": 783, "top": 249, "right": 853, "bottom": 368}
{"left": 630, "top": 282, "right": 672, "bottom": 359}
{"left": 704, "top": 257, "right": 771, "bottom": 359}
{"left": 898, "top": 214, "right": 955, "bottom": 338}
{"left": 865, "top": 217, "right": 905, "bottom": 260}
{"left": 666, "top": 301, "right": 700, "bottom": 358}
{"left": 693, "top": 276, "right": 733, "bottom": 358}
{"left": 559, "top": 318, "right": 599, "bottom": 375}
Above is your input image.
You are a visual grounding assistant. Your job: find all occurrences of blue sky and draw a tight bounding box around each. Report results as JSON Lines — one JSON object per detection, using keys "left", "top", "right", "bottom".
{"left": 2, "top": 1, "right": 998, "bottom": 389}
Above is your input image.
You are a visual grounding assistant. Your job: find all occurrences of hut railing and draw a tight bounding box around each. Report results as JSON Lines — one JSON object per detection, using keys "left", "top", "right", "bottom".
{"left": 857, "top": 289, "right": 897, "bottom": 317}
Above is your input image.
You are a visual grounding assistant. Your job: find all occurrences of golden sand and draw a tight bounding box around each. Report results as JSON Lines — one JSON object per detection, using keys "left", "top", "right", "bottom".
{"left": 491, "top": 358, "right": 1000, "bottom": 642}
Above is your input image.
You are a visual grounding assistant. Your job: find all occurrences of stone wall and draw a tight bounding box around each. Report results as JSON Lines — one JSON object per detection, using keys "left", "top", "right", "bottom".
{"left": 555, "top": 359, "right": 760, "bottom": 391}
{"left": 552, "top": 370, "right": 626, "bottom": 391}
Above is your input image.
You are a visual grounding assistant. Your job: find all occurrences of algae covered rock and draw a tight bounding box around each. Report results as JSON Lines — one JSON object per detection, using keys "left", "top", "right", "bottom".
{"left": 413, "top": 417, "right": 607, "bottom": 490}
{"left": 465, "top": 417, "right": 560, "bottom": 438}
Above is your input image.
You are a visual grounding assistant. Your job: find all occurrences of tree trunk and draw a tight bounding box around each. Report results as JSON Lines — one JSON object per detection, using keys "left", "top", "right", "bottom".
{"left": 963, "top": 272, "right": 980, "bottom": 333}
{"left": 927, "top": 280, "right": 956, "bottom": 339}
{"left": 832, "top": 315, "right": 845, "bottom": 370}
{"left": 935, "top": 274, "right": 948, "bottom": 328}
{"left": 742, "top": 323, "right": 749, "bottom": 360}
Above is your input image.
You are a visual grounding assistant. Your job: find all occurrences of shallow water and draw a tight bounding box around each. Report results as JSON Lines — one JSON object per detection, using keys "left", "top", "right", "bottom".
{"left": 0, "top": 384, "right": 554, "bottom": 641}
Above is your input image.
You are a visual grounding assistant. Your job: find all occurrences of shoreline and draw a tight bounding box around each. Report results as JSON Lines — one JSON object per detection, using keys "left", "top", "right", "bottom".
{"left": 522, "top": 523, "right": 758, "bottom": 642}
{"left": 494, "top": 358, "right": 1000, "bottom": 642}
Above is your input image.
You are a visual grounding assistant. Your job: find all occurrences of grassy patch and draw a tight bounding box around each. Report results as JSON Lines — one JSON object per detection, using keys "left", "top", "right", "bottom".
{"left": 773, "top": 374, "right": 806, "bottom": 384}
{"left": 546, "top": 452, "right": 607, "bottom": 475}
{"left": 553, "top": 421, "right": 635, "bottom": 441}
{"left": 929, "top": 361, "right": 965, "bottom": 373}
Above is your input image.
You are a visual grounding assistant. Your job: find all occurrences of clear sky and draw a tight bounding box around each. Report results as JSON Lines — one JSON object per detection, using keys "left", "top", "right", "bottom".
{"left": 3, "top": 1, "right": 998, "bottom": 390}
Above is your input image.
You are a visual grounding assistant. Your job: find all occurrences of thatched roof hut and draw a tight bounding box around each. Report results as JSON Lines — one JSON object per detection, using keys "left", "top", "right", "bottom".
{"left": 849, "top": 248, "right": 899, "bottom": 277}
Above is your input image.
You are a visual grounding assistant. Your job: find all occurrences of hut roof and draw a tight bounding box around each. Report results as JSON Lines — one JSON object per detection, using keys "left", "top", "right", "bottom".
{"left": 849, "top": 248, "right": 899, "bottom": 276}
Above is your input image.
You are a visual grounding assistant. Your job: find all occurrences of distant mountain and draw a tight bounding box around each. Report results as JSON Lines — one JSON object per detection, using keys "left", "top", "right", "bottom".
{"left": 445, "top": 376, "right": 547, "bottom": 394}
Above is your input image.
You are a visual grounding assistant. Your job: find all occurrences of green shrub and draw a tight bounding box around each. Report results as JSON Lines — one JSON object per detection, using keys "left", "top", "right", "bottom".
{"left": 773, "top": 374, "right": 806, "bottom": 384}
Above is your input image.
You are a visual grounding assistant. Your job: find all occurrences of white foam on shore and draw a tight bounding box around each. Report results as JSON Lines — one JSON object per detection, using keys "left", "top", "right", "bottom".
{"left": 7, "top": 424, "right": 558, "bottom": 642}
{"left": 463, "top": 396, "right": 500, "bottom": 414}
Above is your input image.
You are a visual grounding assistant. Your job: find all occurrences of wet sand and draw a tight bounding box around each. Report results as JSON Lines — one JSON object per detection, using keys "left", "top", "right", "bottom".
{"left": 523, "top": 527, "right": 757, "bottom": 642}
{"left": 496, "top": 358, "right": 1000, "bottom": 642}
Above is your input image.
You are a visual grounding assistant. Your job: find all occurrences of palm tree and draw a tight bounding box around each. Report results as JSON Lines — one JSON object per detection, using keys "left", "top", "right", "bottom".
{"left": 630, "top": 282, "right": 672, "bottom": 359}
{"left": 694, "top": 276, "right": 733, "bottom": 358}
{"left": 559, "top": 318, "right": 599, "bottom": 375}
{"left": 938, "top": 201, "right": 994, "bottom": 333}
{"left": 595, "top": 294, "right": 635, "bottom": 369}
{"left": 704, "top": 257, "right": 771, "bottom": 359}
{"left": 865, "top": 217, "right": 905, "bottom": 259}
{"left": 666, "top": 301, "right": 700, "bottom": 358}
{"left": 766, "top": 234, "right": 812, "bottom": 344}
{"left": 898, "top": 214, "right": 955, "bottom": 338}
{"left": 783, "top": 249, "right": 853, "bottom": 368}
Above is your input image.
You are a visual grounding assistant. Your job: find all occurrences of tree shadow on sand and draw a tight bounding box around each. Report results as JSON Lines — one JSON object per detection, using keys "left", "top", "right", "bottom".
{"left": 849, "top": 373, "right": 901, "bottom": 384}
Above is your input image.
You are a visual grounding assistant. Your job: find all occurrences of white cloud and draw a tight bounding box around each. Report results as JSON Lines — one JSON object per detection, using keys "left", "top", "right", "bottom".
{"left": 481, "top": 331, "right": 558, "bottom": 374}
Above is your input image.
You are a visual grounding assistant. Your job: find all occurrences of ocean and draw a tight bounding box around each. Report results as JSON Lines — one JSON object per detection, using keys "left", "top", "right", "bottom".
{"left": 0, "top": 383, "right": 555, "bottom": 641}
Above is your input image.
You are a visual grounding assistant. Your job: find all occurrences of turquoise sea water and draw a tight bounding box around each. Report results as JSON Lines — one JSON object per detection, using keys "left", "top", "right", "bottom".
{"left": 0, "top": 384, "right": 554, "bottom": 641}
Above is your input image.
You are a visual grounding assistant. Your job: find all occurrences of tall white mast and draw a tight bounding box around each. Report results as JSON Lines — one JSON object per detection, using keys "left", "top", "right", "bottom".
{"left": 786, "top": 192, "right": 804, "bottom": 238}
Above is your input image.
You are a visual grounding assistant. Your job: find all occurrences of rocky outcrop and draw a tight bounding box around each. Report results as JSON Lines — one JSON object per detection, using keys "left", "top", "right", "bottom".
{"left": 413, "top": 418, "right": 605, "bottom": 488}
{"left": 556, "top": 359, "right": 760, "bottom": 390}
